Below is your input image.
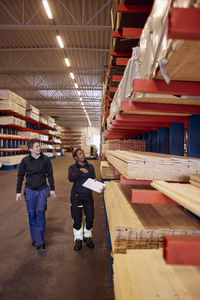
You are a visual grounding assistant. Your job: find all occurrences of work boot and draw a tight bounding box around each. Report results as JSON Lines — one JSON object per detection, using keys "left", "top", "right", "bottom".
{"left": 36, "top": 243, "right": 46, "bottom": 250}
{"left": 32, "top": 240, "right": 36, "bottom": 246}
{"left": 74, "top": 239, "right": 82, "bottom": 251}
{"left": 83, "top": 237, "right": 95, "bottom": 248}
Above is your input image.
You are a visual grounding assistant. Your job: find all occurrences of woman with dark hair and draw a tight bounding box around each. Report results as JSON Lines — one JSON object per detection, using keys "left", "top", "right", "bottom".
{"left": 68, "top": 148, "right": 96, "bottom": 251}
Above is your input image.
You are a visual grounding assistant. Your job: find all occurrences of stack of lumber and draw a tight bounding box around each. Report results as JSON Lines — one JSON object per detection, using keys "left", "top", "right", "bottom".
{"left": 26, "top": 104, "right": 40, "bottom": 121}
{"left": 0, "top": 133, "right": 23, "bottom": 139}
{"left": 39, "top": 116, "right": 48, "bottom": 125}
{"left": 18, "top": 131, "right": 40, "bottom": 139}
{"left": 0, "top": 116, "right": 26, "bottom": 127}
{"left": 190, "top": 174, "right": 200, "bottom": 189}
{"left": 104, "top": 181, "right": 200, "bottom": 253}
{"left": 114, "top": 249, "right": 200, "bottom": 300}
{"left": 106, "top": 150, "right": 200, "bottom": 181}
{"left": 43, "top": 115, "right": 55, "bottom": 128}
{"left": 0, "top": 155, "right": 27, "bottom": 166}
{"left": 103, "top": 139, "right": 145, "bottom": 154}
{"left": 140, "top": 0, "right": 200, "bottom": 81}
{"left": 0, "top": 90, "right": 26, "bottom": 116}
{"left": 100, "top": 161, "right": 119, "bottom": 179}
{"left": 151, "top": 181, "right": 200, "bottom": 217}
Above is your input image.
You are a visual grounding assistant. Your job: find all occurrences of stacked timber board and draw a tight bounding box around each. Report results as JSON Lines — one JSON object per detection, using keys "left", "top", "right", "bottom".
{"left": 100, "top": 161, "right": 119, "bottom": 179}
{"left": 103, "top": 139, "right": 145, "bottom": 154}
{"left": 114, "top": 249, "right": 200, "bottom": 300}
{"left": 104, "top": 181, "right": 200, "bottom": 253}
{"left": 0, "top": 155, "right": 27, "bottom": 166}
{"left": 106, "top": 150, "right": 200, "bottom": 181}
{"left": 151, "top": 181, "right": 200, "bottom": 217}
{"left": 190, "top": 174, "right": 200, "bottom": 189}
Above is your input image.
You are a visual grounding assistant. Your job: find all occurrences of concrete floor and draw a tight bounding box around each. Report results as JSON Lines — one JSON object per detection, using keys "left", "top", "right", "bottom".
{"left": 0, "top": 155, "right": 114, "bottom": 300}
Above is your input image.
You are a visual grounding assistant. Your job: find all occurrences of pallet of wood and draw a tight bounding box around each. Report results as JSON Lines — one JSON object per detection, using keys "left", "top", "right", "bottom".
{"left": 0, "top": 90, "right": 27, "bottom": 108}
{"left": 114, "top": 249, "right": 200, "bottom": 300}
{"left": 104, "top": 181, "right": 200, "bottom": 253}
{"left": 151, "top": 181, "right": 200, "bottom": 217}
{"left": 100, "top": 161, "right": 119, "bottom": 179}
{"left": 0, "top": 116, "right": 26, "bottom": 127}
{"left": 0, "top": 155, "right": 27, "bottom": 166}
{"left": 190, "top": 174, "right": 200, "bottom": 189}
{"left": 106, "top": 150, "right": 200, "bottom": 181}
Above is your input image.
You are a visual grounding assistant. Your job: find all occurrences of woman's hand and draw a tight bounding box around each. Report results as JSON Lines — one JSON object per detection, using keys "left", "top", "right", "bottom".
{"left": 80, "top": 168, "right": 88, "bottom": 173}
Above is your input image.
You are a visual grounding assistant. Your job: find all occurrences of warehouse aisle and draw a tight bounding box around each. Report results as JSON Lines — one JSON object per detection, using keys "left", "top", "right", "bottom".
{"left": 0, "top": 156, "right": 114, "bottom": 300}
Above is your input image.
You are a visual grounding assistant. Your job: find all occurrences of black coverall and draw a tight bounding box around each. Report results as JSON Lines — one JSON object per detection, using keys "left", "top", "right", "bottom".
{"left": 68, "top": 161, "right": 96, "bottom": 231}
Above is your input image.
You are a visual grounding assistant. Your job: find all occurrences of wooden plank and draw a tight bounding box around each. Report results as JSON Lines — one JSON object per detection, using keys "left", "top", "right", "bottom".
{"left": 151, "top": 181, "right": 200, "bottom": 217}
{"left": 156, "top": 40, "right": 200, "bottom": 82}
{"left": 132, "top": 94, "right": 200, "bottom": 105}
{"left": 113, "top": 249, "right": 200, "bottom": 300}
{"left": 164, "top": 235, "right": 200, "bottom": 266}
{"left": 190, "top": 174, "right": 200, "bottom": 183}
{"left": 104, "top": 181, "right": 200, "bottom": 253}
{"left": 190, "top": 180, "right": 200, "bottom": 189}
{"left": 107, "top": 150, "right": 200, "bottom": 182}
{"left": 121, "top": 101, "right": 200, "bottom": 115}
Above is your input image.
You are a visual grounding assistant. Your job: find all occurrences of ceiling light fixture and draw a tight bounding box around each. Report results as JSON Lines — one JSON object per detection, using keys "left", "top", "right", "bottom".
{"left": 77, "top": 91, "right": 81, "bottom": 96}
{"left": 56, "top": 36, "right": 64, "bottom": 48}
{"left": 74, "top": 83, "right": 78, "bottom": 89}
{"left": 70, "top": 72, "right": 75, "bottom": 80}
{"left": 80, "top": 97, "right": 82, "bottom": 101}
{"left": 64, "top": 58, "right": 70, "bottom": 67}
{"left": 42, "top": 0, "right": 53, "bottom": 19}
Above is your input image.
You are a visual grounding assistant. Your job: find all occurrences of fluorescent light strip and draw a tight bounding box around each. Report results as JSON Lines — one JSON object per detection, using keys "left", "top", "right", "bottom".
{"left": 64, "top": 58, "right": 70, "bottom": 67}
{"left": 42, "top": 0, "right": 53, "bottom": 19}
{"left": 74, "top": 83, "right": 78, "bottom": 89}
{"left": 70, "top": 72, "right": 75, "bottom": 80}
{"left": 56, "top": 36, "right": 64, "bottom": 48}
{"left": 77, "top": 91, "right": 81, "bottom": 96}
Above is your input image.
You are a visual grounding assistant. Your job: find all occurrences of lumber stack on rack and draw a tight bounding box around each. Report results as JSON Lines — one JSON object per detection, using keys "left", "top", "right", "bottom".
{"left": 190, "top": 174, "right": 200, "bottom": 189}
{"left": 104, "top": 181, "right": 200, "bottom": 253}
{"left": 151, "top": 181, "right": 200, "bottom": 217}
{"left": 106, "top": 150, "right": 200, "bottom": 181}
{"left": 100, "top": 161, "right": 119, "bottom": 179}
{"left": 103, "top": 139, "right": 145, "bottom": 155}
{"left": 114, "top": 249, "right": 200, "bottom": 300}
{"left": 0, "top": 155, "right": 27, "bottom": 166}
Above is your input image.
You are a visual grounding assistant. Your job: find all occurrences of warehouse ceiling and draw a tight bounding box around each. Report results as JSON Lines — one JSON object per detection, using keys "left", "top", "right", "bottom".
{"left": 0, "top": 0, "right": 113, "bottom": 129}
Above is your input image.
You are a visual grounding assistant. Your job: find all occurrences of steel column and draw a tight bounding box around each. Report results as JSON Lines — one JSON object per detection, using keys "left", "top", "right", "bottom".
{"left": 150, "top": 130, "right": 157, "bottom": 152}
{"left": 170, "top": 122, "right": 184, "bottom": 156}
{"left": 143, "top": 132, "right": 149, "bottom": 151}
{"left": 158, "top": 127, "right": 169, "bottom": 154}
{"left": 189, "top": 114, "right": 200, "bottom": 158}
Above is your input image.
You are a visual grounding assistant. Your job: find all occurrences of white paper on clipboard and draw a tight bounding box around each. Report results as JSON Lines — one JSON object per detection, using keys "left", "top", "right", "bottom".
{"left": 82, "top": 178, "right": 106, "bottom": 193}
